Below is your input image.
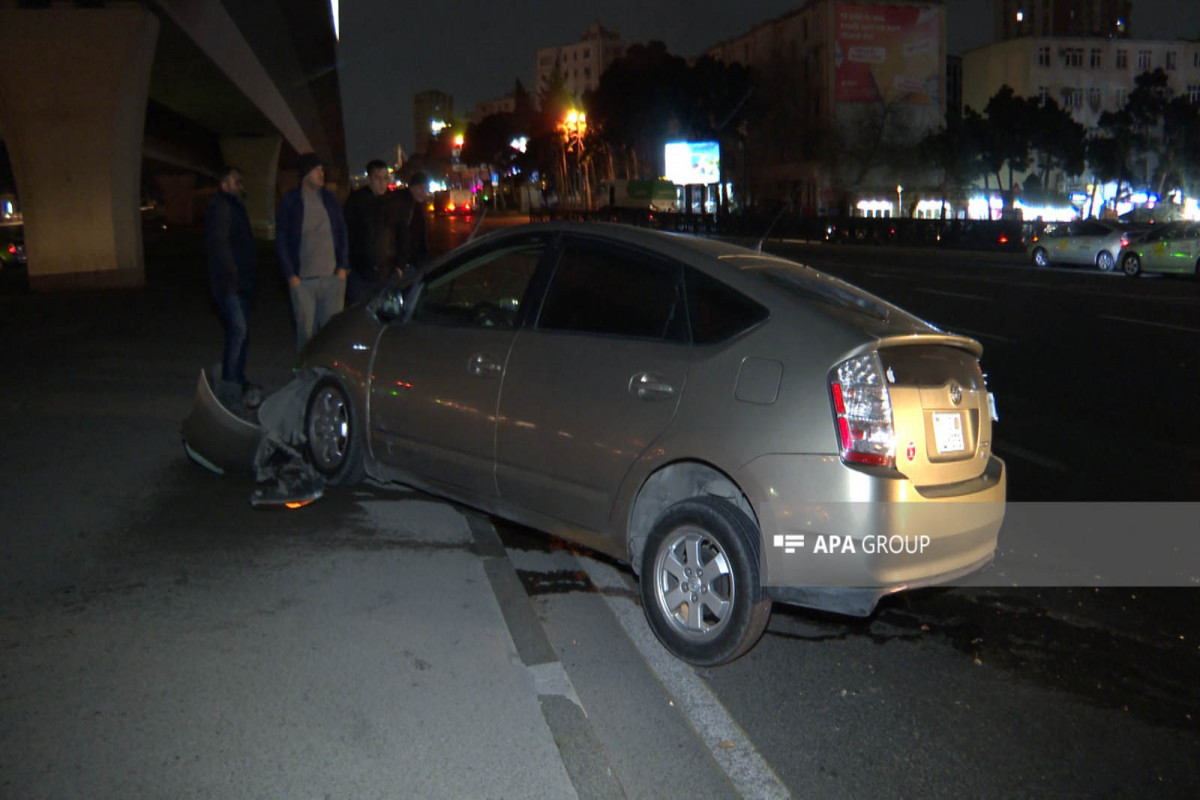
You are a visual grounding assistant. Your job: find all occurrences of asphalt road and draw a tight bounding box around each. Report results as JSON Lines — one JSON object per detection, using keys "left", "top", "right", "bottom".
{"left": 1, "top": 219, "right": 1196, "bottom": 798}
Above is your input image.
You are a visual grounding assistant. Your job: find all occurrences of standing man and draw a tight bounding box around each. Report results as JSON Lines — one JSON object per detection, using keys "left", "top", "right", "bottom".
{"left": 205, "top": 165, "right": 258, "bottom": 413}
{"left": 394, "top": 171, "right": 431, "bottom": 274}
{"left": 343, "top": 158, "right": 398, "bottom": 304}
{"left": 276, "top": 152, "right": 348, "bottom": 351}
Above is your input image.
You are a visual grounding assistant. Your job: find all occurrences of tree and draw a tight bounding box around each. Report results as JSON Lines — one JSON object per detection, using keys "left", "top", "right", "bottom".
{"left": 981, "top": 85, "right": 1035, "bottom": 212}
{"left": 918, "top": 109, "right": 985, "bottom": 218}
{"left": 1027, "top": 96, "right": 1086, "bottom": 199}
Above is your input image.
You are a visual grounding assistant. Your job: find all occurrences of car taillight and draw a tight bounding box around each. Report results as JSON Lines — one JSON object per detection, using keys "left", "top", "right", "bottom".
{"left": 6, "top": 245, "right": 14, "bottom": 255}
{"left": 830, "top": 353, "right": 895, "bottom": 467}
{"left": 1120, "top": 235, "right": 1131, "bottom": 248}
{"left": 446, "top": 202, "right": 456, "bottom": 212}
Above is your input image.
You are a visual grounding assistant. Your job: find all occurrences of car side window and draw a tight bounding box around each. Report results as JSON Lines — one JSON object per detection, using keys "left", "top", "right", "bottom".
{"left": 413, "top": 240, "right": 544, "bottom": 329}
{"left": 536, "top": 242, "right": 686, "bottom": 341}
{"left": 686, "top": 268, "right": 768, "bottom": 344}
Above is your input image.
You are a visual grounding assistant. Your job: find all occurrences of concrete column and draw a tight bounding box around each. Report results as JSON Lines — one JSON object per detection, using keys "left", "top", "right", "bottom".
{"left": 0, "top": 5, "right": 159, "bottom": 290}
{"left": 219, "top": 135, "right": 281, "bottom": 240}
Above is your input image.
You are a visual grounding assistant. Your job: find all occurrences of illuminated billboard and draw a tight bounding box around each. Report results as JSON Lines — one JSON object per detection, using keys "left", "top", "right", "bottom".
{"left": 664, "top": 141, "right": 720, "bottom": 185}
{"left": 834, "top": 4, "right": 941, "bottom": 105}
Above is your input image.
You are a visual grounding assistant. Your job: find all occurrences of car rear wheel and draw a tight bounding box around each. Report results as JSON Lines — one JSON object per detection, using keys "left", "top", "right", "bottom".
{"left": 1122, "top": 254, "right": 1142, "bottom": 277}
{"left": 1097, "top": 251, "right": 1115, "bottom": 271}
{"left": 1032, "top": 247, "right": 1049, "bottom": 268}
{"left": 640, "top": 497, "right": 771, "bottom": 666}
{"left": 305, "top": 378, "right": 364, "bottom": 486}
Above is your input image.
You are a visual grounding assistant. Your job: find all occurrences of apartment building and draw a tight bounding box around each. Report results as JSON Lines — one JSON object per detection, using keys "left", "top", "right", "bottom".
{"left": 993, "top": 0, "right": 1132, "bottom": 40}
{"left": 535, "top": 22, "right": 626, "bottom": 102}
{"left": 707, "top": 0, "right": 946, "bottom": 212}
{"left": 963, "top": 37, "right": 1200, "bottom": 131}
{"left": 413, "top": 90, "right": 454, "bottom": 156}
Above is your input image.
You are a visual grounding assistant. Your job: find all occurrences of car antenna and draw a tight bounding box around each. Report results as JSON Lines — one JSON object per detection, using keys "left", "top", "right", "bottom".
{"left": 467, "top": 208, "right": 488, "bottom": 241}
{"left": 755, "top": 203, "right": 790, "bottom": 253}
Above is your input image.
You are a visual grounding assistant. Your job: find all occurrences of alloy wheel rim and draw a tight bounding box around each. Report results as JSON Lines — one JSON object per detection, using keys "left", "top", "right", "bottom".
{"left": 309, "top": 387, "right": 348, "bottom": 471}
{"left": 653, "top": 527, "right": 734, "bottom": 640}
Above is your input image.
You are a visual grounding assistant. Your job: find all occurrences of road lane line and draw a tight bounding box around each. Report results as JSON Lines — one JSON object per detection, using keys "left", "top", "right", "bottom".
{"left": 993, "top": 443, "right": 1068, "bottom": 472}
{"left": 1097, "top": 315, "right": 1200, "bottom": 335}
{"left": 579, "top": 556, "right": 791, "bottom": 800}
{"left": 916, "top": 288, "right": 992, "bottom": 301}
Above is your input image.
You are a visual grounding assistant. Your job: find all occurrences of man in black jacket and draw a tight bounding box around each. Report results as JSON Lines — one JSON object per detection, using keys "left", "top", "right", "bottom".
{"left": 343, "top": 159, "right": 399, "bottom": 304}
{"left": 205, "top": 165, "right": 258, "bottom": 412}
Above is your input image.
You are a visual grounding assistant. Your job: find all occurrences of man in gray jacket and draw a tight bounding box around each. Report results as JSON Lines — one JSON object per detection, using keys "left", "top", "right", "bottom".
{"left": 276, "top": 153, "right": 349, "bottom": 351}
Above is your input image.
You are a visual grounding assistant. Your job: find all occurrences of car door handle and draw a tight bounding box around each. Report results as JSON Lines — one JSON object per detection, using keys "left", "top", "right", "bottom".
{"left": 468, "top": 353, "right": 504, "bottom": 378}
{"left": 630, "top": 372, "right": 675, "bottom": 400}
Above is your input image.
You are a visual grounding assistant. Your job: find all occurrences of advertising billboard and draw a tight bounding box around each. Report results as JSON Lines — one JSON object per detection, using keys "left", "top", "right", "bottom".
{"left": 664, "top": 141, "right": 721, "bottom": 186}
{"left": 834, "top": 4, "right": 941, "bottom": 105}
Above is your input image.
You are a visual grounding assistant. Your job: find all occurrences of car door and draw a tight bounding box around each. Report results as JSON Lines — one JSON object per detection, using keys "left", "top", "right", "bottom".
{"left": 495, "top": 237, "right": 690, "bottom": 535}
{"left": 369, "top": 235, "right": 548, "bottom": 497}
{"left": 1157, "top": 222, "right": 1198, "bottom": 274}
{"left": 1141, "top": 223, "right": 1176, "bottom": 271}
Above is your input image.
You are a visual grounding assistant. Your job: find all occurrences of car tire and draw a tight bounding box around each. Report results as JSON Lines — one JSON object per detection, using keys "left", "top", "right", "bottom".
{"left": 1097, "top": 251, "right": 1115, "bottom": 271}
{"left": 1032, "top": 247, "right": 1049, "bottom": 268}
{"left": 1122, "top": 254, "right": 1142, "bottom": 277}
{"left": 304, "top": 378, "right": 365, "bottom": 486}
{"left": 640, "top": 497, "right": 771, "bottom": 666}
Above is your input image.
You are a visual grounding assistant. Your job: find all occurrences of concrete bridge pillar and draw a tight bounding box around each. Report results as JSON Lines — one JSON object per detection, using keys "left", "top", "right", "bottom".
{"left": 0, "top": 5, "right": 158, "bottom": 290}
{"left": 219, "top": 135, "right": 281, "bottom": 240}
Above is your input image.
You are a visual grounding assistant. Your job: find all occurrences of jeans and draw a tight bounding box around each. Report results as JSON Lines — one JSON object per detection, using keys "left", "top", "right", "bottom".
{"left": 215, "top": 292, "right": 252, "bottom": 386}
{"left": 290, "top": 274, "right": 346, "bottom": 351}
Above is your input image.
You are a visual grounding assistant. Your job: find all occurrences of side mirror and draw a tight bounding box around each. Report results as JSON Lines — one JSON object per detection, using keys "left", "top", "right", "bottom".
{"left": 371, "top": 286, "right": 406, "bottom": 322}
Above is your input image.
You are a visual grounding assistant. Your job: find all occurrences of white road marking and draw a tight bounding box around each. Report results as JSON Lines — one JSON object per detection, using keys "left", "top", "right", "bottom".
{"left": 916, "top": 288, "right": 992, "bottom": 301}
{"left": 527, "top": 662, "right": 585, "bottom": 710}
{"left": 579, "top": 557, "right": 791, "bottom": 800}
{"left": 994, "top": 443, "right": 1068, "bottom": 472}
{"left": 1097, "top": 315, "right": 1200, "bottom": 335}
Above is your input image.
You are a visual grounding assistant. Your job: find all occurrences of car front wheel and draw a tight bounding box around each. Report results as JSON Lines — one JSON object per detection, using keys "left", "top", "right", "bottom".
{"left": 640, "top": 497, "right": 771, "bottom": 666}
{"left": 305, "top": 378, "right": 365, "bottom": 486}
{"left": 1122, "top": 254, "right": 1142, "bottom": 277}
{"left": 1097, "top": 251, "right": 1115, "bottom": 271}
{"left": 1032, "top": 248, "right": 1049, "bottom": 268}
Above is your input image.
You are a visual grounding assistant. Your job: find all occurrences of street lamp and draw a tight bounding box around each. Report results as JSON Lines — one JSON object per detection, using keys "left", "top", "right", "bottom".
{"left": 558, "top": 109, "right": 590, "bottom": 208}
{"left": 897, "top": 185, "right": 904, "bottom": 218}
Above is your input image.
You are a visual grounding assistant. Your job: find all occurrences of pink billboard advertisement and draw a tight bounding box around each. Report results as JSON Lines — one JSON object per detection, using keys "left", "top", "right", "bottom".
{"left": 834, "top": 3, "right": 942, "bottom": 104}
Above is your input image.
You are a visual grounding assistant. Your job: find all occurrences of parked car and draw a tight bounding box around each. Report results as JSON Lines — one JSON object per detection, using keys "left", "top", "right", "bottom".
{"left": 432, "top": 188, "right": 476, "bottom": 216}
{"left": 185, "top": 222, "right": 1006, "bottom": 665}
{"left": 0, "top": 227, "right": 26, "bottom": 269}
{"left": 1028, "top": 219, "right": 1128, "bottom": 271}
{"left": 1117, "top": 220, "right": 1200, "bottom": 278}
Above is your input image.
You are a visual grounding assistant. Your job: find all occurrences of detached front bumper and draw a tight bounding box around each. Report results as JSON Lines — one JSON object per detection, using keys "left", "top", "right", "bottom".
{"left": 181, "top": 369, "right": 264, "bottom": 474}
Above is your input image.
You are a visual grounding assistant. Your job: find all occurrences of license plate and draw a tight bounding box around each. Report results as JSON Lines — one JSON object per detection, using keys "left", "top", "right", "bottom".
{"left": 933, "top": 412, "right": 966, "bottom": 454}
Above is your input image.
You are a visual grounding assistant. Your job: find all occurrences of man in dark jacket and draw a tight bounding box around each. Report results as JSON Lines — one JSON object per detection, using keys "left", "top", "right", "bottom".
{"left": 343, "top": 159, "right": 400, "bottom": 304}
{"left": 205, "top": 165, "right": 257, "bottom": 411}
{"left": 395, "top": 171, "right": 431, "bottom": 272}
{"left": 276, "top": 152, "right": 349, "bottom": 351}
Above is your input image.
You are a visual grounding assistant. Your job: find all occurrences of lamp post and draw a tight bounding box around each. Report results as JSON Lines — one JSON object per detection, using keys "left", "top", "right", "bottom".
{"left": 558, "top": 109, "right": 589, "bottom": 209}
{"left": 897, "top": 185, "right": 904, "bottom": 218}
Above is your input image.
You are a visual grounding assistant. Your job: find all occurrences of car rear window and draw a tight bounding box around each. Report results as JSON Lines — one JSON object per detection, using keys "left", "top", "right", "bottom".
{"left": 756, "top": 267, "right": 889, "bottom": 321}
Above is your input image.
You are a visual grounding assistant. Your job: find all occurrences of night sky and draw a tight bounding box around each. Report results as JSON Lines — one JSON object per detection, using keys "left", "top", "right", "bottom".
{"left": 337, "top": 0, "right": 1200, "bottom": 168}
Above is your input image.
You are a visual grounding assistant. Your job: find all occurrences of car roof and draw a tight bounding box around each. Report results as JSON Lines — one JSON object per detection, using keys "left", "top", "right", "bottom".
{"left": 465, "top": 221, "right": 948, "bottom": 343}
